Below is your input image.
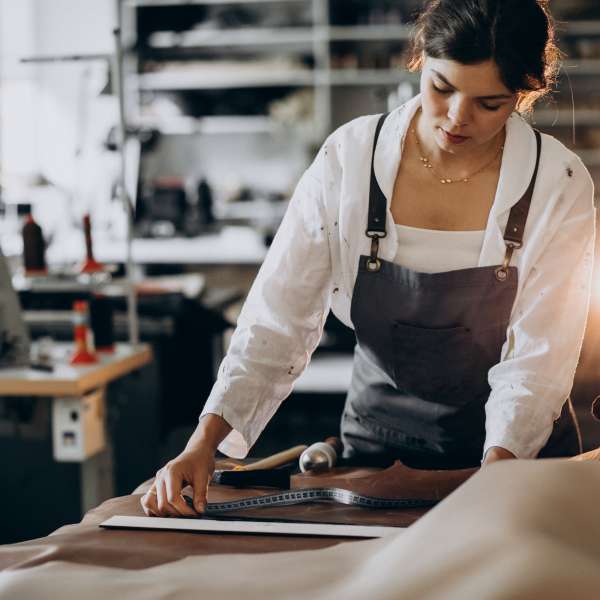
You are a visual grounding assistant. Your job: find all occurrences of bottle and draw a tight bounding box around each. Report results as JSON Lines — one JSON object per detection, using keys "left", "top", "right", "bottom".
{"left": 81, "top": 214, "right": 103, "bottom": 273}
{"left": 22, "top": 211, "right": 47, "bottom": 276}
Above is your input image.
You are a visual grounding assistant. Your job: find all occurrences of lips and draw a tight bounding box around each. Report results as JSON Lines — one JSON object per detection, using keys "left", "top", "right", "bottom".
{"left": 441, "top": 129, "right": 469, "bottom": 144}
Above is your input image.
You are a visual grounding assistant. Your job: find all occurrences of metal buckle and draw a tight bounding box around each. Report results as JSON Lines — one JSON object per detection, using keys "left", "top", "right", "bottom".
{"left": 494, "top": 242, "right": 519, "bottom": 282}
{"left": 365, "top": 230, "right": 387, "bottom": 239}
{"left": 364, "top": 230, "right": 384, "bottom": 273}
{"left": 366, "top": 258, "right": 381, "bottom": 272}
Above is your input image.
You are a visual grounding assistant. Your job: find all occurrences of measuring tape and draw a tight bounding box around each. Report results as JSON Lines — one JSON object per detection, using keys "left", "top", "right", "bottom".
{"left": 184, "top": 488, "right": 436, "bottom": 514}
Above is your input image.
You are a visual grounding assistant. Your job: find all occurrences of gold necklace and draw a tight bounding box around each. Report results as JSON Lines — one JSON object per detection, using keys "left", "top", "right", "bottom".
{"left": 412, "top": 127, "right": 504, "bottom": 185}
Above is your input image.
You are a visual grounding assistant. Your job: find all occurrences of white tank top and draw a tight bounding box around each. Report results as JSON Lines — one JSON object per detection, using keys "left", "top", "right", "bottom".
{"left": 394, "top": 224, "right": 486, "bottom": 274}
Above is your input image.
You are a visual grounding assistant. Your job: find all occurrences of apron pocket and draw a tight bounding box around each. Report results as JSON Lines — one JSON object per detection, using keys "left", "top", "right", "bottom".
{"left": 391, "top": 321, "right": 474, "bottom": 406}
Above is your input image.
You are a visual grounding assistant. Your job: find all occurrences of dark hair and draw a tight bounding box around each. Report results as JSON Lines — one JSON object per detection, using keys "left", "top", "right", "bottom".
{"left": 408, "top": 0, "right": 560, "bottom": 112}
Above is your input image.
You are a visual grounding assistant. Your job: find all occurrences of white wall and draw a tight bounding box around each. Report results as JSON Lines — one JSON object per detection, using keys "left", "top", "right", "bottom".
{"left": 0, "top": 0, "right": 37, "bottom": 178}
{"left": 34, "top": 0, "right": 115, "bottom": 56}
{"left": 1, "top": 0, "right": 116, "bottom": 187}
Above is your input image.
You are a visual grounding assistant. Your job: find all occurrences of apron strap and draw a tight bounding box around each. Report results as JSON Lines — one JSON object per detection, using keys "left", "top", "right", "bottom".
{"left": 366, "top": 113, "right": 389, "bottom": 272}
{"left": 365, "top": 116, "right": 542, "bottom": 279}
{"left": 495, "top": 129, "right": 542, "bottom": 282}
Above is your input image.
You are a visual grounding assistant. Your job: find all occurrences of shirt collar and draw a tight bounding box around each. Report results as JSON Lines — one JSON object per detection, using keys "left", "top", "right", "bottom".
{"left": 373, "top": 94, "right": 538, "bottom": 231}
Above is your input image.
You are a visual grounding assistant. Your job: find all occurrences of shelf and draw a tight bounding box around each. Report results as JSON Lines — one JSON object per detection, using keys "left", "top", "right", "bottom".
{"left": 563, "top": 20, "right": 600, "bottom": 36}
{"left": 563, "top": 59, "right": 600, "bottom": 76}
{"left": 218, "top": 198, "right": 288, "bottom": 221}
{"left": 328, "top": 24, "right": 413, "bottom": 42}
{"left": 136, "top": 68, "right": 314, "bottom": 89}
{"left": 327, "top": 69, "right": 419, "bottom": 86}
{"left": 530, "top": 109, "right": 600, "bottom": 127}
{"left": 148, "top": 27, "right": 316, "bottom": 48}
{"left": 136, "top": 67, "right": 420, "bottom": 90}
{"left": 145, "top": 24, "right": 417, "bottom": 50}
{"left": 45, "top": 226, "right": 268, "bottom": 265}
{"left": 138, "top": 115, "right": 274, "bottom": 134}
{"left": 127, "top": 0, "right": 306, "bottom": 6}
{"left": 146, "top": 24, "right": 416, "bottom": 50}
{"left": 137, "top": 114, "right": 309, "bottom": 135}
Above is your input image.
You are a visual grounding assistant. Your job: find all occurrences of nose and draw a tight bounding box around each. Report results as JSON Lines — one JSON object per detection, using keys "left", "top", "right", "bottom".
{"left": 447, "top": 96, "right": 470, "bottom": 128}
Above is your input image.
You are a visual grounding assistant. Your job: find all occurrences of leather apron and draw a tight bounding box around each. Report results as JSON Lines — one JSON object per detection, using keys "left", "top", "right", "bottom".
{"left": 341, "top": 113, "right": 581, "bottom": 469}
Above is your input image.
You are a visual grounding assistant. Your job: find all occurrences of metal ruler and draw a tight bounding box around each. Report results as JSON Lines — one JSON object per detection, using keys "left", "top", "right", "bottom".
{"left": 184, "top": 488, "right": 436, "bottom": 514}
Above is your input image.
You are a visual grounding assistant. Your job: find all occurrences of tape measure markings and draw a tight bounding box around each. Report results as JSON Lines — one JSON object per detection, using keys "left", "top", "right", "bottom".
{"left": 184, "top": 487, "right": 436, "bottom": 514}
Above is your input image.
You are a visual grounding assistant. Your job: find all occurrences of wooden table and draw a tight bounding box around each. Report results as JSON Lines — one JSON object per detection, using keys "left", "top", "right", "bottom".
{"left": 0, "top": 343, "right": 152, "bottom": 511}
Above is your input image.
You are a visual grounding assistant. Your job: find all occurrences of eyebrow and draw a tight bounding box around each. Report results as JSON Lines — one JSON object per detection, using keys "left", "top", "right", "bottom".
{"left": 432, "top": 70, "right": 513, "bottom": 100}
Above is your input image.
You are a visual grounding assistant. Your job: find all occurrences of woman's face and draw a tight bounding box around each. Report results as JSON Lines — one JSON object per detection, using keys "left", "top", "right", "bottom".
{"left": 419, "top": 56, "right": 518, "bottom": 154}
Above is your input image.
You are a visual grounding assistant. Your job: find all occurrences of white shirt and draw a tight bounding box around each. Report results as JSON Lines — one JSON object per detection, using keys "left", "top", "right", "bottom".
{"left": 201, "top": 94, "right": 596, "bottom": 460}
{"left": 394, "top": 224, "right": 485, "bottom": 273}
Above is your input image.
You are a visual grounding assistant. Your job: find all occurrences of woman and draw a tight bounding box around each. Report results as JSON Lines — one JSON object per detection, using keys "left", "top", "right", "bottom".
{"left": 143, "top": 0, "right": 596, "bottom": 517}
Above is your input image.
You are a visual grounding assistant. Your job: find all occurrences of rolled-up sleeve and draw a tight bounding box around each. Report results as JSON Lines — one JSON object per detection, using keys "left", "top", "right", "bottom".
{"left": 200, "top": 149, "right": 333, "bottom": 458}
{"left": 484, "top": 163, "right": 596, "bottom": 459}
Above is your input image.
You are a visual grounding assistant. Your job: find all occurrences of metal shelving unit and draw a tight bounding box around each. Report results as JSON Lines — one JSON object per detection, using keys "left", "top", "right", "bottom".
{"left": 121, "top": 0, "right": 422, "bottom": 141}
{"left": 128, "top": 0, "right": 307, "bottom": 6}
{"left": 121, "top": 0, "right": 600, "bottom": 181}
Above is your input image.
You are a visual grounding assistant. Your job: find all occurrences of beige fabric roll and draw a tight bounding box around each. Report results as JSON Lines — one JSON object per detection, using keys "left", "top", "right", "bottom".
{"left": 3, "top": 459, "right": 600, "bottom": 599}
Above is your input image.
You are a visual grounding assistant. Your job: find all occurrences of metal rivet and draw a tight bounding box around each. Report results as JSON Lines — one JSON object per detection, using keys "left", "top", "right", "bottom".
{"left": 367, "top": 259, "right": 381, "bottom": 272}
{"left": 495, "top": 269, "right": 507, "bottom": 282}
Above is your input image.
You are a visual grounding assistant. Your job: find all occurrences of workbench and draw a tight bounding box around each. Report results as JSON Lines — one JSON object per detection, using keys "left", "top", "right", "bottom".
{"left": 3, "top": 459, "right": 600, "bottom": 598}
{"left": 0, "top": 464, "right": 437, "bottom": 572}
{"left": 0, "top": 343, "right": 152, "bottom": 512}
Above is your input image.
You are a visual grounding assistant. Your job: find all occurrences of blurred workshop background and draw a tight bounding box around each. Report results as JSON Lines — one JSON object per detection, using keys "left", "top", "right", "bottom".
{"left": 1, "top": 0, "right": 600, "bottom": 543}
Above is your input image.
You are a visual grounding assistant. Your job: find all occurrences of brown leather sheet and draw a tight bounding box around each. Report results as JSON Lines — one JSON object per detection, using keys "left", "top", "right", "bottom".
{"left": 0, "top": 461, "right": 475, "bottom": 572}
{"left": 4, "top": 460, "right": 600, "bottom": 600}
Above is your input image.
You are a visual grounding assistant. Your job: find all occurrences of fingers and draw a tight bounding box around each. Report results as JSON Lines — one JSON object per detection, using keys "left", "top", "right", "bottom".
{"left": 192, "top": 469, "right": 210, "bottom": 514}
{"left": 147, "top": 465, "right": 206, "bottom": 518}
{"left": 140, "top": 485, "right": 158, "bottom": 517}
{"left": 164, "top": 468, "right": 197, "bottom": 517}
{"left": 154, "top": 472, "right": 186, "bottom": 517}
{"left": 141, "top": 480, "right": 190, "bottom": 518}
{"left": 142, "top": 450, "right": 215, "bottom": 517}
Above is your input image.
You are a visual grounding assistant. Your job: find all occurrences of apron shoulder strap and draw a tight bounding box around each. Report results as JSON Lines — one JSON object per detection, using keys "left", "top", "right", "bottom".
{"left": 502, "top": 129, "right": 542, "bottom": 247}
{"left": 367, "top": 113, "right": 389, "bottom": 237}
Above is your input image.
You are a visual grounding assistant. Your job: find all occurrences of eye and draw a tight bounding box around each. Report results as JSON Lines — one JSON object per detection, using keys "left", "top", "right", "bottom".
{"left": 480, "top": 103, "right": 502, "bottom": 112}
{"left": 432, "top": 83, "right": 452, "bottom": 95}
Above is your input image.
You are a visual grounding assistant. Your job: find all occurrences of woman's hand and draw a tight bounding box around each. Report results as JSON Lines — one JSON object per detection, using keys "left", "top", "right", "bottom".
{"left": 141, "top": 446, "right": 216, "bottom": 517}
{"left": 141, "top": 413, "right": 232, "bottom": 517}
{"left": 482, "top": 446, "right": 516, "bottom": 466}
